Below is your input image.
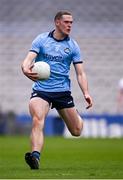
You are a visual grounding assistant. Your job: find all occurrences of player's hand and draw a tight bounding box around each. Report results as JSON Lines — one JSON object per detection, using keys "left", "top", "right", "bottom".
{"left": 84, "top": 94, "right": 93, "bottom": 109}
{"left": 22, "top": 64, "right": 38, "bottom": 81}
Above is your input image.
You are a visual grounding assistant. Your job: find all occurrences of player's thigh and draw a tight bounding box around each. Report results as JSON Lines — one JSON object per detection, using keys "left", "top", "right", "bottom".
{"left": 58, "top": 107, "right": 83, "bottom": 130}
{"left": 29, "top": 97, "right": 50, "bottom": 121}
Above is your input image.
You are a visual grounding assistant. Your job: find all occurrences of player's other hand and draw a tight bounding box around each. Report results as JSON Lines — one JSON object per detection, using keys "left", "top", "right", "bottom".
{"left": 21, "top": 64, "right": 38, "bottom": 81}
{"left": 84, "top": 94, "right": 93, "bottom": 109}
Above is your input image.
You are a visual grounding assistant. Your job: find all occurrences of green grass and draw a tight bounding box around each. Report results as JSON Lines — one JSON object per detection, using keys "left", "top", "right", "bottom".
{"left": 0, "top": 136, "right": 123, "bottom": 179}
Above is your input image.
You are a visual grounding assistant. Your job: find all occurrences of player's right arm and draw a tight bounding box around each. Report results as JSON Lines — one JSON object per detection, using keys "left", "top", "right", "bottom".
{"left": 21, "top": 51, "right": 38, "bottom": 81}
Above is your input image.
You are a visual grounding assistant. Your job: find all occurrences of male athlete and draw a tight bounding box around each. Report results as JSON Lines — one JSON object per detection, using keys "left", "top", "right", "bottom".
{"left": 21, "top": 11, "right": 93, "bottom": 169}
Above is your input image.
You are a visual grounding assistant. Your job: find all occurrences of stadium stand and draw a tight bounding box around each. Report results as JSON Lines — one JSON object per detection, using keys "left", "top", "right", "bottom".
{"left": 0, "top": 0, "right": 123, "bottom": 114}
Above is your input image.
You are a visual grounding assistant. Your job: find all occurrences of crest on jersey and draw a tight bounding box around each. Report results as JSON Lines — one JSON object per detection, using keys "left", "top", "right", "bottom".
{"left": 64, "top": 48, "right": 71, "bottom": 54}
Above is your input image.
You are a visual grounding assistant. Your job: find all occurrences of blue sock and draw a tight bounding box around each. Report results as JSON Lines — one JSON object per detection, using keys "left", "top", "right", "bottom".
{"left": 32, "top": 151, "right": 40, "bottom": 160}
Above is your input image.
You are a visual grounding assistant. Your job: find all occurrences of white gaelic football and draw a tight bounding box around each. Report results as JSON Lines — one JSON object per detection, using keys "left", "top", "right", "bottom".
{"left": 32, "top": 61, "right": 50, "bottom": 80}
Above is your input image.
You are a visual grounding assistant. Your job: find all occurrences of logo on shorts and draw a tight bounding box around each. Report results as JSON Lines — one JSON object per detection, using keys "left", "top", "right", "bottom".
{"left": 67, "top": 100, "right": 73, "bottom": 104}
{"left": 32, "top": 93, "right": 38, "bottom": 97}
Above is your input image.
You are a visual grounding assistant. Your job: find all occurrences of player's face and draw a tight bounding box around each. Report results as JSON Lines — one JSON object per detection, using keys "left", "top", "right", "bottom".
{"left": 56, "top": 15, "right": 73, "bottom": 36}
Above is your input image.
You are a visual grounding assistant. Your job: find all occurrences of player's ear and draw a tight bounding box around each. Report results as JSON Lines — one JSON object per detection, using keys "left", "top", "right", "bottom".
{"left": 55, "top": 19, "right": 60, "bottom": 26}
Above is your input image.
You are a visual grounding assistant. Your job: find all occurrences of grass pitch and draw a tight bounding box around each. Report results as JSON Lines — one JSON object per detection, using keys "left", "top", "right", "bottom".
{"left": 0, "top": 136, "right": 123, "bottom": 179}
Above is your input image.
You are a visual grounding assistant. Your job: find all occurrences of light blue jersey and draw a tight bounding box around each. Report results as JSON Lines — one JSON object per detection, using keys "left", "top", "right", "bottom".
{"left": 30, "top": 30, "right": 83, "bottom": 92}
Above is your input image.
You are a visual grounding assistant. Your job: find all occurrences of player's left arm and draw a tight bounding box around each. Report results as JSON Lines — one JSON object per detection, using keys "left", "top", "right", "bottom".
{"left": 74, "top": 62, "right": 93, "bottom": 109}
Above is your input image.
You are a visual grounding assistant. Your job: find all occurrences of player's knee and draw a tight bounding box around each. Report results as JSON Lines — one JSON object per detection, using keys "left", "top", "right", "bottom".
{"left": 32, "top": 115, "right": 44, "bottom": 130}
{"left": 71, "top": 121, "right": 83, "bottom": 137}
{"left": 71, "top": 127, "right": 81, "bottom": 136}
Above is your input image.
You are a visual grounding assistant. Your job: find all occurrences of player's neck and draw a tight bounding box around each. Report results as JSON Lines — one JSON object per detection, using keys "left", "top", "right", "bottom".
{"left": 53, "top": 30, "right": 67, "bottom": 41}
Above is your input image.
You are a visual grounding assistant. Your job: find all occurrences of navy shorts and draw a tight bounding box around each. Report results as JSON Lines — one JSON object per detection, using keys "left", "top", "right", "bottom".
{"left": 30, "top": 90, "right": 75, "bottom": 110}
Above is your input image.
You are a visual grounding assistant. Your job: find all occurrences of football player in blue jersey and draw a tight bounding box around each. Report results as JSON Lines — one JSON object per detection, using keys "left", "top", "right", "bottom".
{"left": 21, "top": 11, "right": 93, "bottom": 169}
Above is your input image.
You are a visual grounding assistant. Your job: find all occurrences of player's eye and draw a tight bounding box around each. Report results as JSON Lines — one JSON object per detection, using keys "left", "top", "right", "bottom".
{"left": 64, "top": 21, "right": 73, "bottom": 24}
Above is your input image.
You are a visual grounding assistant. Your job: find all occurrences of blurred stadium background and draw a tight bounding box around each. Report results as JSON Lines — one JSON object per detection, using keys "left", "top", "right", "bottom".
{"left": 0, "top": 0, "right": 123, "bottom": 137}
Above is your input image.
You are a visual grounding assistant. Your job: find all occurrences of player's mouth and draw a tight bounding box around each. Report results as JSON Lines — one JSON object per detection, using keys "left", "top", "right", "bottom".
{"left": 66, "top": 29, "right": 71, "bottom": 33}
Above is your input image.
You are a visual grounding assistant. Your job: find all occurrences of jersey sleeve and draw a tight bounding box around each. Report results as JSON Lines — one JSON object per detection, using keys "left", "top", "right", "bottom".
{"left": 30, "top": 35, "right": 42, "bottom": 54}
{"left": 72, "top": 41, "right": 83, "bottom": 64}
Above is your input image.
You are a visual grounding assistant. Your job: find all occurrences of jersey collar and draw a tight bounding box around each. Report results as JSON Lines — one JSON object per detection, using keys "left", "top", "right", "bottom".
{"left": 48, "top": 30, "right": 70, "bottom": 42}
